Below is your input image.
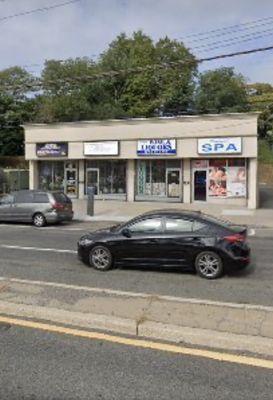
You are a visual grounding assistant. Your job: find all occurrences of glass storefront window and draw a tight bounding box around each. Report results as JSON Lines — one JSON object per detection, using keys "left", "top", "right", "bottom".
{"left": 227, "top": 159, "right": 246, "bottom": 197}
{"left": 86, "top": 161, "right": 126, "bottom": 195}
{"left": 137, "top": 160, "right": 181, "bottom": 198}
{"left": 151, "top": 160, "right": 166, "bottom": 196}
{"left": 39, "top": 162, "right": 64, "bottom": 191}
{"left": 208, "top": 160, "right": 227, "bottom": 198}
{"left": 192, "top": 158, "right": 247, "bottom": 200}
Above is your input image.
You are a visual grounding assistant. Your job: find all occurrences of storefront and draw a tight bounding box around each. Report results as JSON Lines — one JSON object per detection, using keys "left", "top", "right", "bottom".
{"left": 25, "top": 113, "right": 258, "bottom": 208}
{"left": 136, "top": 159, "right": 182, "bottom": 201}
{"left": 85, "top": 160, "right": 126, "bottom": 200}
{"left": 192, "top": 158, "right": 247, "bottom": 202}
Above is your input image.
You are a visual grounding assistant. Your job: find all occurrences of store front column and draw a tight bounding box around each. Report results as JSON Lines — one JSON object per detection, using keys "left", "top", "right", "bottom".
{"left": 78, "top": 160, "right": 85, "bottom": 199}
{"left": 183, "top": 159, "right": 191, "bottom": 204}
{"left": 29, "top": 160, "right": 38, "bottom": 190}
{"left": 248, "top": 158, "right": 258, "bottom": 209}
{"left": 127, "top": 160, "right": 135, "bottom": 202}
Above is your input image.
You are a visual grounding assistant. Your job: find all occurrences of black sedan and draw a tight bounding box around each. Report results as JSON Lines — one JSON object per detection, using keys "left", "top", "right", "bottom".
{"left": 77, "top": 210, "right": 250, "bottom": 279}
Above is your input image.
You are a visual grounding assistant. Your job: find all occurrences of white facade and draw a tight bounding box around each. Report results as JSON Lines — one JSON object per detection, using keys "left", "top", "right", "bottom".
{"left": 25, "top": 113, "right": 259, "bottom": 209}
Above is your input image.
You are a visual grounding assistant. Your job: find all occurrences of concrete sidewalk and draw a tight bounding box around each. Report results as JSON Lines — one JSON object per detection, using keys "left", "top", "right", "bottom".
{"left": 73, "top": 199, "right": 273, "bottom": 228}
{"left": 1, "top": 277, "right": 273, "bottom": 358}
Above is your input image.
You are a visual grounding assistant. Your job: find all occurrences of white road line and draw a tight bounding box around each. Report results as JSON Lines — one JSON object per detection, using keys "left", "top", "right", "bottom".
{"left": 248, "top": 229, "right": 256, "bottom": 236}
{"left": 0, "top": 245, "right": 77, "bottom": 254}
{"left": 0, "top": 224, "right": 87, "bottom": 232}
{"left": 0, "top": 276, "right": 272, "bottom": 311}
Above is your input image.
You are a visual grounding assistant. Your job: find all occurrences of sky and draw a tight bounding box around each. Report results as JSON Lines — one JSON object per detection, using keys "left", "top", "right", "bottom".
{"left": 0, "top": 0, "right": 273, "bottom": 83}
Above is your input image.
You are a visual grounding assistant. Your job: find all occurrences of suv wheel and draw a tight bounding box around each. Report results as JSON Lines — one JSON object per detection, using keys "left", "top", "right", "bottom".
{"left": 89, "top": 245, "right": 113, "bottom": 271}
{"left": 195, "top": 251, "right": 224, "bottom": 279}
{"left": 33, "top": 213, "right": 46, "bottom": 228}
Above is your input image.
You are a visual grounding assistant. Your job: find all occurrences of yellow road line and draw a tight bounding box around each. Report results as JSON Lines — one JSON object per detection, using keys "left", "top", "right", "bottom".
{"left": 1, "top": 314, "right": 273, "bottom": 370}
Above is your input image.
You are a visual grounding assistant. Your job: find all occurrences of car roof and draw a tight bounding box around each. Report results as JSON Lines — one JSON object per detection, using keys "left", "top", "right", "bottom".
{"left": 138, "top": 209, "right": 203, "bottom": 218}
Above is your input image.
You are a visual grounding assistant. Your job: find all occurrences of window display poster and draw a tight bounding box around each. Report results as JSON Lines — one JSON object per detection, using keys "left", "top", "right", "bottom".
{"left": 227, "top": 167, "right": 246, "bottom": 197}
{"left": 208, "top": 164, "right": 227, "bottom": 197}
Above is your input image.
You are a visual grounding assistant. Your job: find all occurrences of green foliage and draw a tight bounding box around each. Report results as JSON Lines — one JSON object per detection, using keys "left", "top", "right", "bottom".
{"left": 195, "top": 67, "right": 249, "bottom": 113}
{"left": 34, "top": 31, "right": 197, "bottom": 121}
{"left": 0, "top": 94, "right": 24, "bottom": 156}
{"left": 258, "top": 104, "right": 273, "bottom": 142}
{"left": 258, "top": 140, "right": 273, "bottom": 164}
{"left": 247, "top": 83, "right": 273, "bottom": 112}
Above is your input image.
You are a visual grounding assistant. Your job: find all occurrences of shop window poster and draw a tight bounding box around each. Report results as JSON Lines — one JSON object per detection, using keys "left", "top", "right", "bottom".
{"left": 208, "top": 166, "right": 227, "bottom": 197}
{"left": 227, "top": 167, "right": 246, "bottom": 197}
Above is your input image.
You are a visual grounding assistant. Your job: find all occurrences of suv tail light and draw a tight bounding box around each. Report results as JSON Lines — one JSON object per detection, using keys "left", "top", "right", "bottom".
{"left": 52, "top": 202, "right": 65, "bottom": 211}
{"left": 223, "top": 234, "right": 245, "bottom": 243}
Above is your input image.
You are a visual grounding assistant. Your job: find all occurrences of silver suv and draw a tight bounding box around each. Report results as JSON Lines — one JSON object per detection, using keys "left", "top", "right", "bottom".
{"left": 0, "top": 190, "right": 73, "bottom": 227}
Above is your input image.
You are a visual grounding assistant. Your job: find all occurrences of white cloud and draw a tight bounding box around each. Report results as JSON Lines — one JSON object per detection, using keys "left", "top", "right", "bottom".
{"left": 0, "top": 0, "right": 273, "bottom": 82}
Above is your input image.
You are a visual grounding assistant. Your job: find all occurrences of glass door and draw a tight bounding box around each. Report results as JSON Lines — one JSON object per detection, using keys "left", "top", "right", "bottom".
{"left": 86, "top": 168, "right": 99, "bottom": 195}
{"left": 166, "top": 169, "right": 181, "bottom": 198}
{"left": 194, "top": 170, "right": 207, "bottom": 201}
{"left": 64, "top": 162, "right": 78, "bottom": 198}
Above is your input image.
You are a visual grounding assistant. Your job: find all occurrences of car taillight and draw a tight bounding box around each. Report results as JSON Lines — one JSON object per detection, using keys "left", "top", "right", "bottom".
{"left": 223, "top": 234, "right": 245, "bottom": 243}
{"left": 52, "top": 202, "right": 65, "bottom": 210}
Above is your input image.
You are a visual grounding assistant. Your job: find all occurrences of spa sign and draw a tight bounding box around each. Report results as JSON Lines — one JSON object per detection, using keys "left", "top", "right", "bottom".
{"left": 198, "top": 137, "right": 242, "bottom": 155}
{"left": 137, "top": 139, "right": 176, "bottom": 156}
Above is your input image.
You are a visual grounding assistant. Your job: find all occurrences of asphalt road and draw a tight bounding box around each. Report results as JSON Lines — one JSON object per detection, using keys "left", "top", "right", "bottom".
{"left": 0, "top": 222, "right": 273, "bottom": 306}
{"left": 1, "top": 323, "right": 273, "bottom": 400}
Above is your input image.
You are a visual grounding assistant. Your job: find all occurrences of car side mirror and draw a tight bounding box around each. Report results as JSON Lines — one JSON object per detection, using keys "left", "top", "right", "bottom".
{"left": 122, "top": 228, "right": 131, "bottom": 238}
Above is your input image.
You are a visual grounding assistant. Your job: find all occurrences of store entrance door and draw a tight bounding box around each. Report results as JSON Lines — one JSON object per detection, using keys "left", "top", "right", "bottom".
{"left": 166, "top": 169, "right": 181, "bottom": 199}
{"left": 64, "top": 163, "right": 78, "bottom": 198}
{"left": 194, "top": 170, "right": 207, "bottom": 201}
{"left": 86, "top": 168, "right": 99, "bottom": 195}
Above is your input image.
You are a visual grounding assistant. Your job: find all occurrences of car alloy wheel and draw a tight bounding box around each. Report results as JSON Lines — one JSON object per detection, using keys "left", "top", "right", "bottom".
{"left": 195, "top": 251, "right": 223, "bottom": 279}
{"left": 90, "top": 246, "right": 112, "bottom": 271}
{"left": 33, "top": 213, "right": 46, "bottom": 228}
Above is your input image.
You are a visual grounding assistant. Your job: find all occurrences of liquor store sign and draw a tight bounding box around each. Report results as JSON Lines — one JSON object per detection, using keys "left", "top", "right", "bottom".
{"left": 137, "top": 139, "right": 176, "bottom": 156}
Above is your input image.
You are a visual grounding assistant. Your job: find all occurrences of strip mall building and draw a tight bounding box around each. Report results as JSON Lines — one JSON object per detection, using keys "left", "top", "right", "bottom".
{"left": 25, "top": 113, "right": 258, "bottom": 209}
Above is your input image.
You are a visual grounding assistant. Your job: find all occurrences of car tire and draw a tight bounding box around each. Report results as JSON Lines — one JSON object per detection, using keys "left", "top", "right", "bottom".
{"left": 89, "top": 245, "right": 113, "bottom": 271}
{"left": 195, "top": 251, "right": 224, "bottom": 279}
{"left": 33, "top": 213, "right": 46, "bottom": 228}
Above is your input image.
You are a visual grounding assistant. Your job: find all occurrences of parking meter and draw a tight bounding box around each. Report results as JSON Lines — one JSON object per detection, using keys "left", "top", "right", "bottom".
{"left": 87, "top": 186, "right": 96, "bottom": 216}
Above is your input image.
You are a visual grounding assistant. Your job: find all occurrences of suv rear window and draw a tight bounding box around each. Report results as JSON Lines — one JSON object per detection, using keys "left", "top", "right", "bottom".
{"left": 33, "top": 193, "right": 49, "bottom": 203}
{"left": 52, "top": 193, "right": 71, "bottom": 204}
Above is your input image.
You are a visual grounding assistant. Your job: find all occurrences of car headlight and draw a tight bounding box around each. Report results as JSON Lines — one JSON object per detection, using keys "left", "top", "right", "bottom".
{"left": 78, "top": 237, "right": 93, "bottom": 246}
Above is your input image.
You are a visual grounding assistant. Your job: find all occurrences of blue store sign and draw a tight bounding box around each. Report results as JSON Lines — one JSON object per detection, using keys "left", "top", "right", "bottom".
{"left": 36, "top": 143, "right": 68, "bottom": 157}
{"left": 137, "top": 139, "right": 176, "bottom": 156}
{"left": 198, "top": 137, "right": 242, "bottom": 155}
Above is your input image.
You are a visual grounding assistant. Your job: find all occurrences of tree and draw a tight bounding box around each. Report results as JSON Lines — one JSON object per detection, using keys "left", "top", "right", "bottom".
{"left": 99, "top": 31, "right": 197, "bottom": 117}
{"left": 0, "top": 94, "right": 24, "bottom": 156}
{"left": 247, "top": 82, "right": 273, "bottom": 112}
{"left": 0, "top": 67, "right": 36, "bottom": 155}
{"left": 34, "top": 32, "right": 196, "bottom": 121}
{"left": 195, "top": 67, "right": 249, "bottom": 113}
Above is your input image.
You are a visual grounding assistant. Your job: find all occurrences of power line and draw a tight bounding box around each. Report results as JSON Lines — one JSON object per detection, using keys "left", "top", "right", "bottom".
{"left": 184, "top": 18, "right": 273, "bottom": 44}
{"left": 0, "top": 0, "right": 80, "bottom": 23}
{"left": 191, "top": 26, "right": 273, "bottom": 53}
{"left": 180, "top": 15, "right": 273, "bottom": 40}
{"left": 5, "top": 15, "right": 273, "bottom": 72}
{"left": 1, "top": 43, "right": 273, "bottom": 92}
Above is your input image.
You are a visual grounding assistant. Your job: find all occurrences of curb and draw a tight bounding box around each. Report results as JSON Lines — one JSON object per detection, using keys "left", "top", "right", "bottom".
{"left": 1, "top": 301, "right": 273, "bottom": 359}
